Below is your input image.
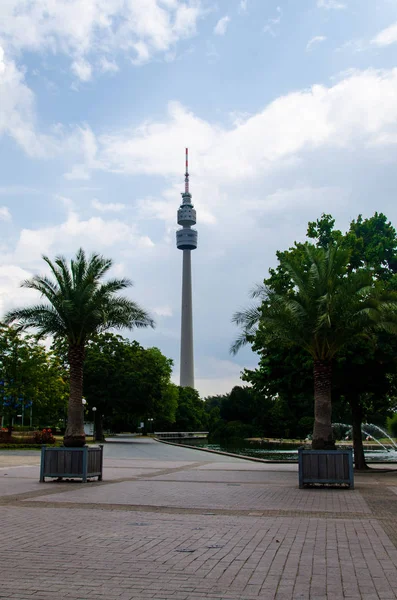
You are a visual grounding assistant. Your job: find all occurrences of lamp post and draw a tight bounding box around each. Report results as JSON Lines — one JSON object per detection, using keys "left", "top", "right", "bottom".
{"left": 92, "top": 406, "right": 97, "bottom": 442}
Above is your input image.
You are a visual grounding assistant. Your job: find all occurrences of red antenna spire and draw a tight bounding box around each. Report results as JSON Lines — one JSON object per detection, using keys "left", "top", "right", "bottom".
{"left": 185, "top": 147, "right": 189, "bottom": 194}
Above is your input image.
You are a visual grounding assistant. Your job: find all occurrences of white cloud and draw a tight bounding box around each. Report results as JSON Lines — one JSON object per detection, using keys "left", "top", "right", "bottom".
{"left": 0, "top": 46, "right": 100, "bottom": 160}
{"left": 245, "top": 185, "right": 347, "bottom": 214}
{"left": 97, "top": 100, "right": 217, "bottom": 178}
{"left": 0, "top": 265, "right": 38, "bottom": 316}
{"left": 371, "top": 22, "right": 397, "bottom": 47}
{"left": 1, "top": 210, "right": 154, "bottom": 270}
{"left": 64, "top": 125, "right": 104, "bottom": 180}
{"left": 336, "top": 38, "right": 366, "bottom": 54}
{"left": 99, "top": 57, "right": 119, "bottom": 73}
{"left": 0, "top": 45, "right": 57, "bottom": 158}
{"left": 84, "top": 69, "right": 397, "bottom": 185}
{"left": 306, "top": 35, "right": 327, "bottom": 52}
{"left": 239, "top": 0, "right": 248, "bottom": 13}
{"left": 71, "top": 58, "right": 92, "bottom": 81}
{"left": 317, "top": 0, "right": 346, "bottom": 8}
{"left": 195, "top": 358, "right": 250, "bottom": 397}
{"left": 153, "top": 306, "right": 173, "bottom": 317}
{"left": 0, "top": 212, "right": 153, "bottom": 315}
{"left": 56, "top": 195, "right": 75, "bottom": 212}
{"left": 263, "top": 6, "right": 282, "bottom": 37}
{"left": 173, "top": 2, "right": 202, "bottom": 38}
{"left": 0, "top": 207, "right": 11, "bottom": 221}
{"left": 131, "top": 41, "right": 151, "bottom": 66}
{"left": 0, "top": 1, "right": 204, "bottom": 158}
{"left": 0, "top": 0, "right": 203, "bottom": 78}
{"left": 92, "top": 199, "right": 126, "bottom": 212}
{"left": 214, "top": 16, "right": 230, "bottom": 36}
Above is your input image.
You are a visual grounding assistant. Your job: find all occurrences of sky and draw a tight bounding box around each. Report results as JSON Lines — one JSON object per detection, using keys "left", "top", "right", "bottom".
{"left": 1, "top": 0, "right": 397, "bottom": 397}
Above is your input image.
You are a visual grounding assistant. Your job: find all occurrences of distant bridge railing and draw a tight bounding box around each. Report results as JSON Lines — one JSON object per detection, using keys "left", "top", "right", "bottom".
{"left": 154, "top": 431, "right": 208, "bottom": 440}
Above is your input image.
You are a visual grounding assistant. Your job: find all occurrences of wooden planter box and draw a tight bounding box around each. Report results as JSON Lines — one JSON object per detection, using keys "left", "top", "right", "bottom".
{"left": 40, "top": 445, "right": 103, "bottom": 483}
{"left": 298, "top": 448, "right": 354, "bottom": 489}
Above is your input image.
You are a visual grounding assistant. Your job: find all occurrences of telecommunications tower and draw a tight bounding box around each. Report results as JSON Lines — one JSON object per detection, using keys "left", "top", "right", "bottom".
{"left": 176, "top": 148, "right": 197, "bottom": 388}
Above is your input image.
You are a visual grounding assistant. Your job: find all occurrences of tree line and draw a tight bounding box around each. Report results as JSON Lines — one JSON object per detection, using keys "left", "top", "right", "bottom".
{"left": 0, "top": 326, "right": 208, "bottom": 439}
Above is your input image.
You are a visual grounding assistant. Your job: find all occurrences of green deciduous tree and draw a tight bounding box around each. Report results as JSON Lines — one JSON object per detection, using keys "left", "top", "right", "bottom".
{"left": 0, "top": 325, "right": 68, "bottom": 432}
{"left": 241, "top": 346, "right": 316, "bottom": 439}
{"left": 232, "top": 243, "right": 396, "bottom": 450}
{"left": 5, "top": 249, "right": 154, "bottom": 447}
{"left": 174, "top": 387, "right": 207, "bottom": 432}
{"left": 83, "top": 333, "right": 177, "bottom": 438}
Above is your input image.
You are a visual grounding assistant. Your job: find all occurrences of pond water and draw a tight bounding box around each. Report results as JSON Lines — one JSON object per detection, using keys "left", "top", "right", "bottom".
{"left": 175, "top": 439, "right": 397, "bottom": 463}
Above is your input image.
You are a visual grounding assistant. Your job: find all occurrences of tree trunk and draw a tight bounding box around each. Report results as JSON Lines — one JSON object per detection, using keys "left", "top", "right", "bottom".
{"left": 312, "top": 360, "right": 335, "bottom": 450}
{"left": 64, "top": 344, "right": 86, "bottom": 447}
{"left": 348, "top": 394, "right": 369, "bottom": 470}
{"left": 95, "top": 413, "right": 105, "bottom": 442}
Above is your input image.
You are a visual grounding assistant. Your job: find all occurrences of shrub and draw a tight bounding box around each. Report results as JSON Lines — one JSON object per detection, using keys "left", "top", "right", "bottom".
{"left": 0, "top": 444, "right": 42, "bottom": 450}
{"left": 209, "top": 420, "right": 259, "bottom": 442}
{"left": 33, "top": 429, "right": 56, "bottom": 444}
{"left": 12, "top": 425, "right": 33, "bottom": 432}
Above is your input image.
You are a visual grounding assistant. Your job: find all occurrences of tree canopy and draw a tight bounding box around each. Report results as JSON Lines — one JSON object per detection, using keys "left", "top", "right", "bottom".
{"left": 0, "top": 325, "right": 68, "bottom": 431}
{"left": 82, "top": 333, "right": 177, "bottom": 436}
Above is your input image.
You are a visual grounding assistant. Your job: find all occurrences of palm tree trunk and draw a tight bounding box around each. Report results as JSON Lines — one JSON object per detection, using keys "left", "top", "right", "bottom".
{"left": 64, "top": 344, "right": 86, "bottom": 447}
{"left": 348, "top": 394, "right": 369, "bottom": 470}
{"left": 312, "top": 360, "right": 335, "bottom": 450}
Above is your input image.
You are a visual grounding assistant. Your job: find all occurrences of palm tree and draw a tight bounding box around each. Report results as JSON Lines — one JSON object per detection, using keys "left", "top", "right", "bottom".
{"left": 232, "top": 244, "right": 396, "bottom": 450}
{"left": 5, "top": 248, "right": 154, "bottom": 447}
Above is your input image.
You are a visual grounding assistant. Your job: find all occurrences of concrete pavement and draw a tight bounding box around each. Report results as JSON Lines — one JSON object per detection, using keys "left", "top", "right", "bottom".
{"left": 0, "top": 438, "right": 396, "bottom": 600}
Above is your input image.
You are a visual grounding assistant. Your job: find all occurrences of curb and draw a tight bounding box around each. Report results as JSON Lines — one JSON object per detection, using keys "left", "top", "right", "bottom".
{"left": 154, "top": 438, "right": 397, "bottom": 469}
{"left": 154, "top": 438, "right": 297, "bottom": 464}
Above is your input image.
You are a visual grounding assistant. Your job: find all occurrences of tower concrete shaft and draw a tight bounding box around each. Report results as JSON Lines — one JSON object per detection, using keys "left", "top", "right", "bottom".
{"left": 180, "top": 249, "right": 194, "bottom": 388}
{"left": 176, "top": 148, "right": 197, "bottom": 388}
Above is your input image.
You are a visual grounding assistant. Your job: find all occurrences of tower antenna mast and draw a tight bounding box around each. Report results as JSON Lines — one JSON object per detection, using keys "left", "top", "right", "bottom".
{"left": 185, "top": 147, "right": 189, "bottom": 194}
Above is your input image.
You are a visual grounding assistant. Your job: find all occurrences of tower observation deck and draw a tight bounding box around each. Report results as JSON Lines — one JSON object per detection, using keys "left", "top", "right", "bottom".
{"left": 176, "top": 149, "right": 197, "bottom": 388}
{"left": 176, "top": 149, "right": 198, "bottom": 251}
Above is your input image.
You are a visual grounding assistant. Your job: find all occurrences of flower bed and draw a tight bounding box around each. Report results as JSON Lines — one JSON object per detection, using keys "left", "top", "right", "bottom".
{"left": 0, "top": 428, "right": 56, "bottom": 445}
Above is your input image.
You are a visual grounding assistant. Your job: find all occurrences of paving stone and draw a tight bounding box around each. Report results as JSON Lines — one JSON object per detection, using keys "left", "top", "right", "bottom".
{"left": 0, "top": 440, "right": 396, "bottom": 599}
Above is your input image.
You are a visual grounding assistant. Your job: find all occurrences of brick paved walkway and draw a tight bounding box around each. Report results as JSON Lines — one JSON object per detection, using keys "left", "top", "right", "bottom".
{"left": 0, "top": 439, "right": 396, "bottom": 600}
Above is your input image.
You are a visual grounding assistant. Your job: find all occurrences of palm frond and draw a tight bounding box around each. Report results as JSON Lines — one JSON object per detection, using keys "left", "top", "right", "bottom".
{"left": 230, "top": 331, "right": 254, "bottom": 355}
{"left": 4, "top": 305, "right": 67, "bottom": 338}
{"left": 231, "top": 240, "right": 397, "bottom": 361}
{"left": 70, "top": 248, "right": 87, "bottom": 287}
{"left": 85, "top": 252, "right": 112, "bottom": 282}
{"left": 4, "top": 248, "right": 154, "bottom": 344}
{"left": 249, "top": 284, "right": 267, "bottom": 300}
{"left": 21, "top": 275, "right": 59, "bottom": 303}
